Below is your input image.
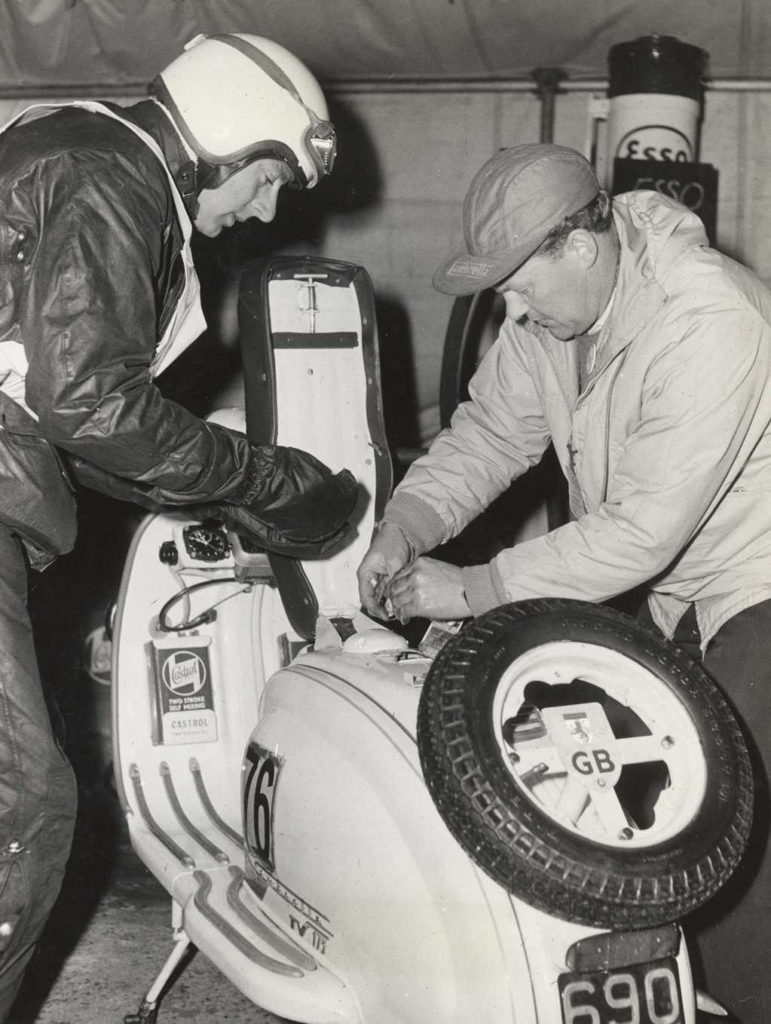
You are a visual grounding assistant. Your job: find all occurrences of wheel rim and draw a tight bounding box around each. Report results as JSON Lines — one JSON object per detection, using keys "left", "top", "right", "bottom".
{"left": 491, "top": 640, "right": 707, "bottom": 849}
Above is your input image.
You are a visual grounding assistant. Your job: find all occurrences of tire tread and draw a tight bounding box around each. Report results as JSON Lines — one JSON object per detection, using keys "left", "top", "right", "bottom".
{"left": 418, "top": 599, "right": 754, "bottom": 929}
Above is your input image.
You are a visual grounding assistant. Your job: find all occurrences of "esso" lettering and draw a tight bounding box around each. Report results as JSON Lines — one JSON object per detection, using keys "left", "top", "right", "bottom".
{"left": 634, "top": 177, "right": 706, "bottom": 213}
{"left": 624, "top": 139, "right": 689, "bottom": 163}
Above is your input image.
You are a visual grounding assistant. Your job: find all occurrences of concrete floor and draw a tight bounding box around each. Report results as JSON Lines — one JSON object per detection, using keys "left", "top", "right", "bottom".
{"left": 8, "top": 767, "right": 287, "bottom": 1024}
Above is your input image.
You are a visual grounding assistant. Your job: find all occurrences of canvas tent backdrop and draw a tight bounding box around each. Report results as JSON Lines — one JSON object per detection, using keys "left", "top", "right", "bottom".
{"left": 2, "top": 0, "right": 771, "bottom": 446}
{"left": 5, "top": 0, "right": 771, "bottom": 787}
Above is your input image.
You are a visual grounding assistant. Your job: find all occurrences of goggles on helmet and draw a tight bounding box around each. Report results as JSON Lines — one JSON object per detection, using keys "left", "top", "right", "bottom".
{"left": 305, "top": 117, "right": 337, "bottom": 182}
{"left": 194, "top": 116, "right": 336, "bottom": 194}
{"left": 199, "top": 116, "right": 336, "bottom": 192}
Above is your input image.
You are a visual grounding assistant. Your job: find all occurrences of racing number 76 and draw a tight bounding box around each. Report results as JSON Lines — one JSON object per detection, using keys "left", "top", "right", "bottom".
{"left": 243, "top": 742, "right": 279, "bottom": 872}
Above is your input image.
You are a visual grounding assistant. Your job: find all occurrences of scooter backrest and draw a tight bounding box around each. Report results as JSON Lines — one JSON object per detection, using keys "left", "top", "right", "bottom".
{"left": 238, "top": 257, "right": 392, "bottom": 638}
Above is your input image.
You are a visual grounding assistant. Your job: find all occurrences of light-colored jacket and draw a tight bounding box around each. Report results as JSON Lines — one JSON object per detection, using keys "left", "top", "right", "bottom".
{"left": 384, "top": 191, "right": 771, "bottom": 646}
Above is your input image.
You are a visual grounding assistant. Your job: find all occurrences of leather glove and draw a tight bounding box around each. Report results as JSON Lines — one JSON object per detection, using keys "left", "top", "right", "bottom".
{"left": 197, "top": 444, "right": 358, "bottom": 558}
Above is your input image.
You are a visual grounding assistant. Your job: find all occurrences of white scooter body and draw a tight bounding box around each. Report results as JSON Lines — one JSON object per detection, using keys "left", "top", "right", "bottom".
{"left": 113, "top": 258, "right": 701, "bottom": 1024}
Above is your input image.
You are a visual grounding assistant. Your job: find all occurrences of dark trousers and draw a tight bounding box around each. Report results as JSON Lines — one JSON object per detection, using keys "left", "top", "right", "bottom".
{"left": 641, "top": 598, "right": 771, "bottom": 1024}
{"left": 0, "top": 525, "right": 76, "bottom": 1021}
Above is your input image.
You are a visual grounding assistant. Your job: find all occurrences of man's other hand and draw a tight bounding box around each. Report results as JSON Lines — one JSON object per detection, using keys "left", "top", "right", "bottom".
{"left": 387, "top": 557, "right": 470, "bottom": 622}
{"left": 357, "top": 523, "right": 413, "bottom": 620}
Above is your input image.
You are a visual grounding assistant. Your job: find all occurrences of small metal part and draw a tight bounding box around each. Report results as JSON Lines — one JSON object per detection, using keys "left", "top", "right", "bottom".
{"left": 295, "top": 273, "right": 328, "bottom": 333}
{"left": 566, "top": 922, "right": 680, "bottom": 971}
{"left": 159, "top": 540, "right": 178, "bottom": 565}
{"left": 519, "top": 762, "right": 549, "bottom": 785}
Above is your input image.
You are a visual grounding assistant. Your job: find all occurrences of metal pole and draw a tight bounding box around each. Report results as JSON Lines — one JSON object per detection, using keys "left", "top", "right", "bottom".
{"left": 530, "top": 67, "right": 568, "bottom": 143}
{"left": 2, "top": 76, "right": 771, "bottom": 100}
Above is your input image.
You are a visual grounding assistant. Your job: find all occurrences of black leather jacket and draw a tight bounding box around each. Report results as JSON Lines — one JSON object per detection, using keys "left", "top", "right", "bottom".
{"left": 0, "top": 99, "right": 249, "bottom": 545}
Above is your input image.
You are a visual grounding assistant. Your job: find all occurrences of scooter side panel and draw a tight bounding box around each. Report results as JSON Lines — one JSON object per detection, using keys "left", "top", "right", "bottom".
{"left": 245, "top": 661, "right": 535, "bottom": 1024}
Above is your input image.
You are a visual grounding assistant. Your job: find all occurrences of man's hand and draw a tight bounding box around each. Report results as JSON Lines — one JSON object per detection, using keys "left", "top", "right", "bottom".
{"left": 387, "top": 557, "right": 470, "bottom": 622}
{"left": 357, "top": 523, "right": 413, "bottom": 619}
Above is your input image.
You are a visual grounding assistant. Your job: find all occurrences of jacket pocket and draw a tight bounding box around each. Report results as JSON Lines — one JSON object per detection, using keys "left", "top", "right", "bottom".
{"left": 0, "top": 393, "right": 76, "bottom": 562}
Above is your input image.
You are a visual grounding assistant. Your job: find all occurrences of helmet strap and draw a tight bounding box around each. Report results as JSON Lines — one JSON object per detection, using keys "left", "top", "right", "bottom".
{"left": 174, "top": 159, "right": 201, "bottom": 218}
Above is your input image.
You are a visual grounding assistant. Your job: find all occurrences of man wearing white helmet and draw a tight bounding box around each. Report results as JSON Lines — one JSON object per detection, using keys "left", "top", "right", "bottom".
{"left": 0, "top": 33, "right": 353, "bottom": 1017}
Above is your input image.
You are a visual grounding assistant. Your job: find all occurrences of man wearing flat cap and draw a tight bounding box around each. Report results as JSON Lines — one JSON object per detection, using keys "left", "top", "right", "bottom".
{"left": 357, "top": 142, "right": 771, "bottom": 1020}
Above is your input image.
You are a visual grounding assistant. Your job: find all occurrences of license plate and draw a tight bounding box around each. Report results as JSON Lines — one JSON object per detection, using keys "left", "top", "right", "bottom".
{"left": 559, "top": 955, "right": 684, "bottom": 1024}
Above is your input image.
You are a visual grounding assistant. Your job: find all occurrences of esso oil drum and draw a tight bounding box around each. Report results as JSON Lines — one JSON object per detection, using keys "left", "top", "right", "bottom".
{"left": 606, "top": 35, "right": 708, "bottom": 185}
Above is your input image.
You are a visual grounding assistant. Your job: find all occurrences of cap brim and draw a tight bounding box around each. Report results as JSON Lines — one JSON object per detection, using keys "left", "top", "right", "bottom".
{"left": 431, "top": 248, "right": 524, "bottom": 295}
{"left": 432, "top": 221, "right": 553, "bottom": 296}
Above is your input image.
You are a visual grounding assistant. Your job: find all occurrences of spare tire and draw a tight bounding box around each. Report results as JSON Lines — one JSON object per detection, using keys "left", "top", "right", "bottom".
{"left": 417, "top": 599, "right": 753, "bottom": 930}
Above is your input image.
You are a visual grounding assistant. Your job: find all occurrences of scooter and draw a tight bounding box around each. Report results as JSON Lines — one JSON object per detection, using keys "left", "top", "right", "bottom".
{"left": 113, "top": 256, "right": 750, "bottom": 1023}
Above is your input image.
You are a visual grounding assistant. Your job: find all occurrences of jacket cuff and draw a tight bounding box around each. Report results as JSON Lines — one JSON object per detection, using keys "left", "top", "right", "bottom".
{"left": 380, "top": 491, "right": 448, "bottom": 553}
{"left": 462, "top": 563, "right": 509, "bottom": 616}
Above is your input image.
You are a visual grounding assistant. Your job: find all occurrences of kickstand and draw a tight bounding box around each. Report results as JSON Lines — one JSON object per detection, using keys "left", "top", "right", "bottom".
{"left": 124, "top": 905, "right": 195, "bottom": 1024}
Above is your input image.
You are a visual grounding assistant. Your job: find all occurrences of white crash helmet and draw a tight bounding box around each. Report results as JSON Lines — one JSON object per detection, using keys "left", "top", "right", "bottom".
{"left": 152, "top": 33, "right": 336, "bottom": 193}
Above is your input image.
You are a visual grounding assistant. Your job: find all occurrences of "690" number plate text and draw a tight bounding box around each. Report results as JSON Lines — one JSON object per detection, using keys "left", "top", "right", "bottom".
{"left": 559, "top": 956, "right": 683, "bottom": 1024}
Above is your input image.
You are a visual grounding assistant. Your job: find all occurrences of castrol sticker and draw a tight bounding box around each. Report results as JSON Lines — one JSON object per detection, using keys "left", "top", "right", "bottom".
{"left": 163, "top": 649, "right": 207, "bottom": 695}
{"left": 150, "top": 640, "right": 217, "bottom": 745}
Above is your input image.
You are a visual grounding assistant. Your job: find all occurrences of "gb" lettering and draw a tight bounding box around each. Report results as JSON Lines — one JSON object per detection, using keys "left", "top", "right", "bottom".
{"left": 572, "top": 749, "right": 616, "bottom": 775}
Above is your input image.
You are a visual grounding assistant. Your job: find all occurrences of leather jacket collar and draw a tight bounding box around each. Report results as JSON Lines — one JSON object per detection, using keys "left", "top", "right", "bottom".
{"left": 117, "top": 99, "right": 200, "bottom": 217}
